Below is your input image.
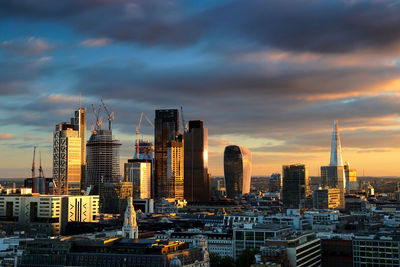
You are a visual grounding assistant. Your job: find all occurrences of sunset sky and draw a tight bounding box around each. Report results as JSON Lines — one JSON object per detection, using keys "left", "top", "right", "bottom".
{"left": 1, "top": 0, "right": 400, "bottom": 178}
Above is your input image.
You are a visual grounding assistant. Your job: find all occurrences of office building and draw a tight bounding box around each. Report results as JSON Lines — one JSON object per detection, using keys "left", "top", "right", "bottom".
{"left": 53, "top": 108, "right": 86, "bottom": 195}
{"left": 154, "top": 109, "right": 180, "bottom": 199}
{"left": 353, "top": 235, "right": 400, "bottom": 266}
{"left": 344, "top": 162, "right": 358, "bottom": 192}
{"left": 102, "top": 181, "right": 133, "bottom": 215}
{"left": 224, "top": 145, "right": 252, "bottom": 198}
{"left": 86, "top": 129, "right": 121, "bottom": 211}
{"left": 269, "top": 173, "right": 281, "bottom": 193}
{"left": 167, "top": 138, "right": 184, "bottom": 200}
{"left": 233, "top": 223, "right": 293, "bottom": 259}
{"left": 313, "top": 188, "right": 341, "bottom": 209}
{"left": 0, "top": 194, "right": 99, "bottom": 235}
{"left": 184, "top": 120, "right": 210, "bottom": 202}
{"left": 125, "top": 159, "right": 152, "bottom": 199}
{"left": 282, "top": 164, "right": 309, "bottom": 209}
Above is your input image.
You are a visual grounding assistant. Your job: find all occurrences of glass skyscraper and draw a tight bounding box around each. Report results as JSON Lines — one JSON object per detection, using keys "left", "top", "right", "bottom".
{"left": 282, "top": 164, "right": 309, "bottom": 209}
{"left": 223, "top": 145, "right": 252, "bottom": 198}
{"left": 154, "top": 109, "right": 180, "bottom": 199}
{"left": 184, "top": 120, "right": 210, "bottom": 202}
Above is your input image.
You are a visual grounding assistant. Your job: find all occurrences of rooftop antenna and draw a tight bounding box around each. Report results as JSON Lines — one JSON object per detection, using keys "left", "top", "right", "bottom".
{"left": 31, "top": 146, "right": 36, "bottom": 179}
{"left": 39, "top": 150, "right": 45, "bottom": 178}
{"left": 79, "top": 92, "right": 82, "bottom": 109}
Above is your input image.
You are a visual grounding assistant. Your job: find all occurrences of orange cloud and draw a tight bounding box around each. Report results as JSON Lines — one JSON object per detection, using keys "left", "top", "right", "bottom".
{"left": 0, "top": 133, "right": 14, "bottom": 140}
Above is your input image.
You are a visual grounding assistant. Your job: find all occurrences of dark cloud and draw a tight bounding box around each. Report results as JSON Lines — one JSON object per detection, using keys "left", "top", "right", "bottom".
{"left": 3, "top": 0, "right": 400, "bottom": 53}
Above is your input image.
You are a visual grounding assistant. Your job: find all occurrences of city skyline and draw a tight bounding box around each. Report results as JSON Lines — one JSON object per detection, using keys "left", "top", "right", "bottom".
{"left": 2, "top": 0, "right": 400, "bottom": 178}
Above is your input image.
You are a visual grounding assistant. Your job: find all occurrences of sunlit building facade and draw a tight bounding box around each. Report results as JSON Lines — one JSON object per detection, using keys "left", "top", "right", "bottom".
{"left": 344, "top": 162, "right": 358, "bottom": 193}
{"left": 282, "top": 164, "right": 309, "bottom": 209}
{"left": 184, "top": 120, "right": 210, "bottom": 202}
{"left": 224, "top": 145, "right": 252, "bottom": 198}
{"left": 124, "top": 159, "right": 152, "bottom": 199}
{"left": 313, "top": 188, "right": 340, "bottom": 209}
{"left": 167, "top": 139, "right": 184, "bottom": 200}
{"left": 154, "top": 109, "right": 180, "bottom": 199}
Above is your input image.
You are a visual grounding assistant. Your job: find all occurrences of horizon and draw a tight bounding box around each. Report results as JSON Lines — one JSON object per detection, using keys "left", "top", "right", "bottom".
{"left": 2, "top": 0, "right": 400, "bottom": 178}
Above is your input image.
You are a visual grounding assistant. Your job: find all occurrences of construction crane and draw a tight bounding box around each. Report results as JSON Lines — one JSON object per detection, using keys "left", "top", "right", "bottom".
{"left": 38, "top": 151, "right": 45, "bottom": 178}
{"left": 91, "top": 104, "right": 103, "bottom": 134}
{"left": 180, "top": 106, "right": 188, "bottom": 133}
{"left": 135, "top": 112, "right": 144, "bottom": 159}
{"left": 135, "top": 113, "right": 154, "bottom": 159}
{"left": 31, "top": 146, "right": 36, "bottom": 179}
{"left": 101, "top": 99, "right": 115, "bottom": 130}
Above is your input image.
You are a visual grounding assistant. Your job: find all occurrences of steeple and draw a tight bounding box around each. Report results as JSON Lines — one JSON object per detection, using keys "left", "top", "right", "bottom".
{"left": 329, "top": 120, "right": 343, "bottom": 167}
{"left": 122, "top": 197, "right": 138, "bottom": 239}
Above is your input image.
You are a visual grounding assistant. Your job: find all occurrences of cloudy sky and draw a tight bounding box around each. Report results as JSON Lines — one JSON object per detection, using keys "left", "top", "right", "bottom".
{"left": 1, "top": 0, "right": 400, "bottom": 178}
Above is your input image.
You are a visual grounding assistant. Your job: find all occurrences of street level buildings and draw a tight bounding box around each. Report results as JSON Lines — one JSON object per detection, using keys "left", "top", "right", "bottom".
{"left": 184, "top": 120, "right": 210, "bottom": 202}
{"left": 224, "top": 145, "right": 252, "bottom": 198}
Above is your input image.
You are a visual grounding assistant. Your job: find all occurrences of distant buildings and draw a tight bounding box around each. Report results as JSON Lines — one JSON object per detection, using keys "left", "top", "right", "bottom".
{"left": 184, "top": 120, "right": 210, "bottom": 202}
{"left": 269, "top": 173, "right": 281, "bottom": 193}
{"left": 344, "top": 162, "right": 358, "bottom": 192}
{"left": 282, "top": 164, "right": 309, "bottom": 209}
{"left": 154, "top": 109, "right": 180, "bottom": 199}
{"left": 124, "top": 159, "right": 152, "bottom": 199}
{"left": 321, "top": 120, "right": 346, "bottom": 209}
{"left": 86, "top": 129, "right": 121, "bottom": 211}
{"left": 53, "top": 108, "right": 86, "bottom": 195}
{"left": 224, "top": 145, "right": 252, "bottom": 198}
{"left": 0, "top": 194, "right": 99, "bottom": 235}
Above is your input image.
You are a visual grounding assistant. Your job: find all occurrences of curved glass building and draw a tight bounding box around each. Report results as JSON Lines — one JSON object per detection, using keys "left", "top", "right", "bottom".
{"left": 224, "top": 145, "right": 252, "bottom": 198}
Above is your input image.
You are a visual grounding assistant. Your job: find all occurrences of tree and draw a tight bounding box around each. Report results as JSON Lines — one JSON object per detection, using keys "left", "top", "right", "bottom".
{"left": 235, "top": 248, "right": 259, "bottom": 267}
{"left": 210, "top": 252, "right": 235, "bottom": 267}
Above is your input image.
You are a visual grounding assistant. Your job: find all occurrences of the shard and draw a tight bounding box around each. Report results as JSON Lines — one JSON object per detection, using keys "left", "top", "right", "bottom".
{"left": 329, "top": 120, "right": 343, "bottom": 167}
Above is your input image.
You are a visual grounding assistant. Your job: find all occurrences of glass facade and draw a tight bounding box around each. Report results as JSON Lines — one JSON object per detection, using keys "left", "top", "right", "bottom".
{"left": 282, "top": 164, "right": 309, "bottom": 209}
{"left": 184, "top": 120, "right": 210, "bottom": 202}
{"left": 224, "top": 145, "right": 252, "bottom": 198}
{"left": 125, "top": 159, "right": 152, "bottom": 199}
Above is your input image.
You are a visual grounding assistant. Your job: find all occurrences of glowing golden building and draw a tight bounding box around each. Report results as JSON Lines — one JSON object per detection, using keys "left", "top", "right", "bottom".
{"left": 167, "top": 139, "right": 184, "bottom": 200}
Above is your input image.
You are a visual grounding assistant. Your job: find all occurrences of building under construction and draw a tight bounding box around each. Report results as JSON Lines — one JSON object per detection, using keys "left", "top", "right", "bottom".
{"left": 86, "top": 129, "right": 121, "bottom": 211}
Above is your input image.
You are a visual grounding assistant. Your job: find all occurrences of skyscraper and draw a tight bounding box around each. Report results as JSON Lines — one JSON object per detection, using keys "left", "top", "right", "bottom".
{"left": 184, "top": 120, "right": 210, "bottom": 202}
{"left": 86, "top": 129, "right": 121, "bottom": 210}
{"left": 321, "top": 120, "right": 346, "bottom": 209}
{"left": 154, "top": 109, "right": 179, "bottom": 199}
{"left": 344, "top": 162, "right": 358, "bottom": 193}
{"left": 224, "top": 145, "right": 252, "bottom": 198}
{"left": 125, "top": 159, "right": 152, "bottom": 199}
{"left": 167, "top": 138, "right": 184, "bottom": 200}
{"left": 282, "top": 164, "right": 309, "bottom": 209}
{"left": 53, "top": 108, "right": 86, "bottom": 195}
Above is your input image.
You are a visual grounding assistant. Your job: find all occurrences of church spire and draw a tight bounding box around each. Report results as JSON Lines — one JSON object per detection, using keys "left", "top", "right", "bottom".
{"left": 122, "top": 197, "right": 138, "bottom": 239}
{"left": 329, "top": 120, "right": 343, "bottom": 167}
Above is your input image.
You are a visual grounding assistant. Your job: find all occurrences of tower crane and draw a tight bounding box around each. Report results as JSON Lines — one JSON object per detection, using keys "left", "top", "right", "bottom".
{"left": 135, "top": 112, "right": 154, "bottom": 159}
{"left": 135, "top": 112, "right": 144, "bottom": 159}
{"left": 39, "top": 151, "right": 45, "bottom": 178}
{"left": 31, "top": 146, "right": 36, "bottom": 179}
{"left": 101, "top": 99, "right": 114, "bottom": 130}
{"left": 91, "top": 104, "right": 103, "bottom": 134}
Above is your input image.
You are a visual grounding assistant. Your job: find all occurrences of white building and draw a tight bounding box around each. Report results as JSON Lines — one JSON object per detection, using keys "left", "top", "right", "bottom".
{"left": 122, "top": 197, "right": 138, "bottom": 239}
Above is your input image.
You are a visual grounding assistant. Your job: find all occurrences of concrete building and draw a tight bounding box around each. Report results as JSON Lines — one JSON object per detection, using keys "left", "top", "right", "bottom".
{"left": 265, "top": 233, "right": 321, "bottom": 267}
{"left": 353, "top": 235, "right": 400, "bottom": 266}
{"left": 233, "top": 223, "right": 293, "bottom": 259}
{"left": 184, "top": 120, "right": 210, "bottom": 202}
{"left": 282, "top": 164, "right": 309, "bottom": 209}
{"left": 167, "top": 139, "right": 184, "bottom": 200}
{"left": 224, "top": 145, "right": 252, "bottom": 198}
{"left": 154, "top": 109, "right": 180, "bottom": 199}
{"left": 313, "top": 188, "right": 340, "bottom": 209}
{"left": 0, "top": 194, "right": 99, "bottom": 235}
{"left": 86, "top": 129, "right": 121, "bottom": 211}
{"left": 125, "top": 159, "right": 152, "bottom": 199}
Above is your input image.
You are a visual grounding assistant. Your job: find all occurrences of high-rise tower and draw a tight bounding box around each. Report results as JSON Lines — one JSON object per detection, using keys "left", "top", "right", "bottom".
{"left": 53, "top": 109, "right": 86, "bottom": 195}
{"left": 224, "top": 145, "right": 252, "bottom": 198}
{"left": 282, "top": 164, "right": 309, "bottom": 209}
{"left": 321, "top": 120, "right": 346, "bottom": 209}
{"left": 154, "top": 109, "right": 179, "bottom": 199}
{"left": 184, "top": 120, "right": 210, "bottom": 202}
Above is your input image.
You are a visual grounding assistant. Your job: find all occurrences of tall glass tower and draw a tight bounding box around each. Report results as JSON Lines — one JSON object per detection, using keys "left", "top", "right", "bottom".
{"left": 223, "top": 145, "right": 252, "bottom": 198}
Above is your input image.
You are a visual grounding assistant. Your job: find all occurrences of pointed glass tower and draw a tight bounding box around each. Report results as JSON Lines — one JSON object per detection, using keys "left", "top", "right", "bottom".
{"left": 329, "top": 120, "right": 343, "bottom": 167}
